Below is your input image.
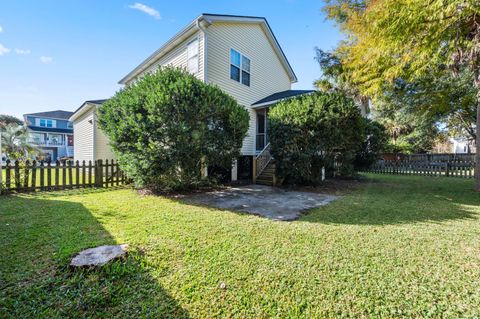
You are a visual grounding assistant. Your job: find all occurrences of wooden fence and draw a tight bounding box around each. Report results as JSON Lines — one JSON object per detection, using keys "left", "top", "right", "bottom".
{"left": 1, "top": 159, "right": 129, "bottom": 194}
{"left": 383, "top": 153, "right": 475, "bottom": 162}
{"left": 365, "top": 159, "right": 476, "bottom": 178}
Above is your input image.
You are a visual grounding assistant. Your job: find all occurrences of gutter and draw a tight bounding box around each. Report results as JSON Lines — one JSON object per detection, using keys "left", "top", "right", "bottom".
{"left": 196, "top": 18, "right": 209, "bottom": 83}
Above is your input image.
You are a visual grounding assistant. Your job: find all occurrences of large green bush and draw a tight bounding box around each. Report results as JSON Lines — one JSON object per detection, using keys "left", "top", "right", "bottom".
{"left": 98, "top": 67, "right": 249, "bottom": 191}
{"left": 269, "top": 91, "right": 384, "bottom": 184}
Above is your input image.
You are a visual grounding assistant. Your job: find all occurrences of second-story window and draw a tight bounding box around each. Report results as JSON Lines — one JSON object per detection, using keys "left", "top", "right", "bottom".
{"left": 230, "top": 49, "right": 250, "bottom": 86}
{"left": 39, "top": 119, "right": 55, "bottom": 128}
{"left": 187, "top": 39, "right": 199, "bottom": 74}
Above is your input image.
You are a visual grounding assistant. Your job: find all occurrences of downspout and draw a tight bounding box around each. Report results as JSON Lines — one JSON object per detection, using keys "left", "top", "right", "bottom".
{"left": 197, "top": 18, "right": 209, "bottom": 83}
{"left": 92, "top": 105, "right": 97, "bottom": 162}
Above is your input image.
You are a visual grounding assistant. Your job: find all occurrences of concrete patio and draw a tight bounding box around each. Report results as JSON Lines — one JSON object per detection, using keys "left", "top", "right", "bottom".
{"left": 184, "top": 185, "right": 338, "bottom": 221}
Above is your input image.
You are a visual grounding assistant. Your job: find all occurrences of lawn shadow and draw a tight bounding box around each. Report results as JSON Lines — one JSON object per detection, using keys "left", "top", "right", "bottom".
{"left": 300, "top": 176, "right": 480, "bottom": 226}
{"left": 0, "top": 194, "right": 190, "bottom": 318}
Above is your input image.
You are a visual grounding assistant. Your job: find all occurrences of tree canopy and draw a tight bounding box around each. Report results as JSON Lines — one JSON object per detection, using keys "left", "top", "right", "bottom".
{"left": 0, "top": 115, "right": 22, "bottom": 129}
{"left": 323, "top": 0, "right": 480, "bottom": 189}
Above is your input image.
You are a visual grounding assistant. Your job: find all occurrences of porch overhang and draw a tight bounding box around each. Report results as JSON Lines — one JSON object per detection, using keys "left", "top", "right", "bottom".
{"left": 251, "top": 90, "right": 315, "bottom": 108}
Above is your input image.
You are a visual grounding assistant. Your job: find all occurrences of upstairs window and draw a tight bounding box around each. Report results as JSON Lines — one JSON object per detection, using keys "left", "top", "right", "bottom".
{"left": 39, "top": 119, "right": 55, "bottom": 128}
{"left": 187, "top": 39, "right": 199, "bottom": 74}
{"left": 230, "top": 49, "right": 250, "bottom": 86}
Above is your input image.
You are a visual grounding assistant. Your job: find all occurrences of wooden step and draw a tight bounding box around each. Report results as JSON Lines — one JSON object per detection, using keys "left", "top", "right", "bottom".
{"left": 256, "top": 179, "right": 274, "bottom": 186}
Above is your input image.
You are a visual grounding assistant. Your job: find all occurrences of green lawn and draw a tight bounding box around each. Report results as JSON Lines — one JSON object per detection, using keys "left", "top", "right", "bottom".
{"left": 1, "top": 174, "right": 480, "bottom": 318}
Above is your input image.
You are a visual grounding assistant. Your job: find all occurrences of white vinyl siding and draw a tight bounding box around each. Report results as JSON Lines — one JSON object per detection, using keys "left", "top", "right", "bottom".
{"left": 130, "top": 31, "right": 205, "bottom": 84}
{"left": 73, "top": 110, "right": 94, "bottom": 163}
{"left": 94, "top": 114, "right": 116, "bottom": 161}
{"left": 206, "top": 22, "right": 292, "bottom": 155}
{"left": 187, "top": 39, "right": 199, "bottom": 74}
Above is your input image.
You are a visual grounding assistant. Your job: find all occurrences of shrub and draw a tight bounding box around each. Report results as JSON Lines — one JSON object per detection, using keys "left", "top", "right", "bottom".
{"left": 98, "top": 67, "right": 249, "bottom": 191}
{"left": 268, "top": 91, "right": 367, "bottom": 185}
{"left": 353, "top": 119, "right": 388, "bottom": 170}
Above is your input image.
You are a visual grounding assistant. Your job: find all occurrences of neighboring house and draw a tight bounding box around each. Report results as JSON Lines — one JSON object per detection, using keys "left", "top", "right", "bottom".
{"left": 69, "top": 99, "right": 115, "bottom": 164}
{"left": 71, "top": 13, "right": 322, "bottom": 183}
{"left": 23, "top": 110, "right": 74, "bottom": 162}
{"left": 451, "top": 137, "right": 476, "bottom": 154}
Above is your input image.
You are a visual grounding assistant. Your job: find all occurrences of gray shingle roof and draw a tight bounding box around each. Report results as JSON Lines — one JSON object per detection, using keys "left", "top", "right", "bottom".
{"left": 252, "top": 90, "right": 315, "bottom": 106}
{"left": 27, "top": 126, "right": 73, "bottom": 134}
{"left": 24, "top": 110, "right": 74, "bottom": 120}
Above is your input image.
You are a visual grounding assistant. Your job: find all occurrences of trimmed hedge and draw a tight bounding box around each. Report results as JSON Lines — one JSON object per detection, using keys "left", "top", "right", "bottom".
{"left": 98, "top": 67, "right": 249, "bottom": 191}
{"left": 269, "top": 91, "right": 385, "bottom": 184}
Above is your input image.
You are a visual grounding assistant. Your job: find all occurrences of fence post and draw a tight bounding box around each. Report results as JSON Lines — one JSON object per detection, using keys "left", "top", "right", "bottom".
{"left": 96, "top": 160, "right": 103, "bottom": 188}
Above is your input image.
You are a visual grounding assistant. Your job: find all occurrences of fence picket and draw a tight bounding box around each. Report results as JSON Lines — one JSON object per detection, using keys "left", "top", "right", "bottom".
{"left": 24, "top": 160, "right": 30, "bottom": 189}
{"left": 62, "top": 160, "right": 67, "bottom": 190}
{"left": 55, "top": 160, "right": 60, "bottom": 190}
{"left": 0, "top": 158, "right": 126, "bottom": 194}
{"left": 47, "top": 161, "right": 52, "bottom": 190}
{"left": 40, "top": 161, "right": 45, "bottom": 191}
{"left": 31, "top": 160, "right": 37, "bottom": 191}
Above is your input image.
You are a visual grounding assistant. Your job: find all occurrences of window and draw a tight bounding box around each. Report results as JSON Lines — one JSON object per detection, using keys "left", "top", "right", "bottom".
{"left": 48, "top": 134, "right": 63, "bottom": 145}
{"left": 187, "top": 39, "right": 199, "bottom": 74}
{"left": 38, "top": 119, "right": 55, "bottom": 128}
{"left": 230, "top": 49, "right": 250, "bottom": 86}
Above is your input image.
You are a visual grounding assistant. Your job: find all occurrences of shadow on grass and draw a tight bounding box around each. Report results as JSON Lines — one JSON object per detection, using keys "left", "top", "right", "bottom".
{"left": 0, "top": 195, "right": 190, "bottom": 318}
{"left": 300, "top": 175, "right": 480, "bottom": 225}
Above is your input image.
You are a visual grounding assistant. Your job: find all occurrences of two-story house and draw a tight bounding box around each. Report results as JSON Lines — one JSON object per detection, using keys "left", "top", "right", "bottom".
{"left": 24, "top": 110, "right": 74, "bottom": 162}
{"left": 70, "top": 14, "right": 315, "bottom": 183}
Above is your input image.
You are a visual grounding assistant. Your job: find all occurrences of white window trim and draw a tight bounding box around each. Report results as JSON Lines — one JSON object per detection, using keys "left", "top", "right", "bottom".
{"left": 230, "top": 48, "right": 251, "bottom": 87}
{"left": 187, "top": 38, "right": 199, "bottom": 74}
{"left": 36, "top": 118, "right": 57, "bottom": 128}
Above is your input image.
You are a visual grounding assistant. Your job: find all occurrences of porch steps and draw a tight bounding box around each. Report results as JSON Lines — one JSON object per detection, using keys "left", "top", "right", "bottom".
{"left": 256, "top": 162, "right": 276, "bottom": 186}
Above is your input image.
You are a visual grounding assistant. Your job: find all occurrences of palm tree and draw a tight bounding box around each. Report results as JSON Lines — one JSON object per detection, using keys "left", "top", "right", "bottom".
{"left": 1, "top": 124, "right": 39, "bottom": 161}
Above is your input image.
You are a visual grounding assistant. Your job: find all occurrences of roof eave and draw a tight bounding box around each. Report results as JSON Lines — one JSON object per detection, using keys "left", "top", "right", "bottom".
{"left": 202, "top": 14, "right": 297, "bottom": 83}
{"left": 69, "top": 102, "right": 97, "bottom": 122}
{"left": 118, "top": 13, "right": 298, "bottom": 85}
{"left": 118, "top": 17, "right": 202, "bottom": 85}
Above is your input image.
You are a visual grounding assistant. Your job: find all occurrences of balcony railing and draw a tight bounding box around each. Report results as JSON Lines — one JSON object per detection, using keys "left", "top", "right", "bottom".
{"left": 29, "top": 140, "right": 65, "bottom": 146}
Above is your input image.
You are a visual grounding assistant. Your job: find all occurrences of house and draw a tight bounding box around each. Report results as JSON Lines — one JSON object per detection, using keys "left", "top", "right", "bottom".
{"left": 70, "top": 13, "right": 319, "bottom": 184}
{"left": 23, "top": 110, "right": 74, "bottom": 162}
{"left": 69, "top": 99, "right": 115, "bottom": 163}
{"left": 450, "top": 137, "right": 476, "bottom": 154}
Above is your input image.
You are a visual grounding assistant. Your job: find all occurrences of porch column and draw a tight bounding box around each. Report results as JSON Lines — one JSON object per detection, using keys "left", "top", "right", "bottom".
{"left": 231, "top": 159, "right": 238, "bottom": 182}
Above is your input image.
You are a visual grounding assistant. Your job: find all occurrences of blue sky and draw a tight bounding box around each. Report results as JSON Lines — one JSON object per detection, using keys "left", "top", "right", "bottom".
{"left": 0, "top": 1, "right": 343, "bottom": 119}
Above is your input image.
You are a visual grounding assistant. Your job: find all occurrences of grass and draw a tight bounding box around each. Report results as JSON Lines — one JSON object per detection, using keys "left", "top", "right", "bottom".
{"left": 1, "top": 174, "right": 480, "bottom": 318}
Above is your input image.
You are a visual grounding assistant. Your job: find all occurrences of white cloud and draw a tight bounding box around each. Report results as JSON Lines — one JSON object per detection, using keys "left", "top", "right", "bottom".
{"left": 129, "top": 3, "right": 161, "bottom": 19}
{"left": 0, "top": 25, "right": 3, "bottom": 33}
{"left": 15, "top": 48, "right": 31, "bottom": 55}
{"left": 40, "top": 56, "right": 53, "bottom": 64}
{"left": 0, "top": 43, "right": 10, "bottom": 55}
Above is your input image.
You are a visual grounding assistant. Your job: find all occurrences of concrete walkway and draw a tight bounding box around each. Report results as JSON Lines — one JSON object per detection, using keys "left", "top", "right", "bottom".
{"left": 184, "top": 185, "right": 338, "bottom": 221}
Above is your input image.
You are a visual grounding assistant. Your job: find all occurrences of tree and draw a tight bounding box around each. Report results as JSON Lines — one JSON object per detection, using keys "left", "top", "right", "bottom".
{"left": 314, "top": 48, "right": 369, "bottom": 114}
{"left": 323, "top": 0, "right": 480, "bottom": 190}
{"left": 0, "top": 115, "right": 22, "bottom": 129}
{"left": 98, "top": 67, "right": 249, "bottom": 192}
{"left": 1, "top": 124, "right": 38, "bottom": 160}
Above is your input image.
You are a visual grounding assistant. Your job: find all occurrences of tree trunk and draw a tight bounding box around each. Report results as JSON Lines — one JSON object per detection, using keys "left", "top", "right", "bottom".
{"left": 476, "top": 93, "right": 480, "bottom": 191}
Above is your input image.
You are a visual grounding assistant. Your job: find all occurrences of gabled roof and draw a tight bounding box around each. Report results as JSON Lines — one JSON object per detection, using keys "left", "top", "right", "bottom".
{"left": 118, "top": 13, "right": 297, "bottom": 85}
{"left": 69, "top": 99, "right": 108, "bottom": 122}
{"left": 252, "top": 90, "right": 315, "bottom": 107}
{"left": 24, "top": 110, "right": 74, "bottom": 120}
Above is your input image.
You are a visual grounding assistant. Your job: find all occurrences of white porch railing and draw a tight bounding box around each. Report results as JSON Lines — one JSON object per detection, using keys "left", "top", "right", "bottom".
{"left": 255, "top": 143, "right": 272, "bottom": 178}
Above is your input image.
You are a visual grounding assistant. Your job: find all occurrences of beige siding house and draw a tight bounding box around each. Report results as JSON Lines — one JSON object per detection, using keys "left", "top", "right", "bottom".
{"left": 70, "top": 14, "right": 314, "bottom": 183}
{"left": 70, "top": 100, "right": 115, "bottom": 163}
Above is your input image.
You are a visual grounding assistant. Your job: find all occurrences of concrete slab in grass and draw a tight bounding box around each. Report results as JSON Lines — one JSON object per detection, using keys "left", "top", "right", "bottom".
{"left": 184, "top": 185, "right": 338, "bottom": 221}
